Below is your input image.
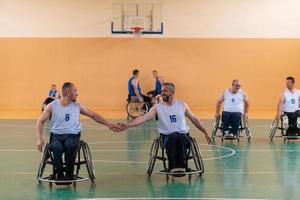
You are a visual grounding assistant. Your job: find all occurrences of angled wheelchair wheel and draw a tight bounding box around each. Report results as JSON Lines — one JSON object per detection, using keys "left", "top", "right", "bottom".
{"left": 82, "top": 141, "right": 96, "bottom": 182}
{"left": 37, "top": 143, "right": 50, "bottom": 181}
{"left": 190, "top": 138, "right": 204, "bottom": 176}
{"left": 211, "top": 116, "right": 221, "bottom": 140}
{"left": 269, "top": 118, "right": 279, "bottom": 141}
{"left": 242, "top": 115, "right": 251, "bottom": 142}
{"left": 126, "top": 102, "right": 149, "bottom": 119}
{"left": 146, "top": 138, "right": 160, "bottom": 176}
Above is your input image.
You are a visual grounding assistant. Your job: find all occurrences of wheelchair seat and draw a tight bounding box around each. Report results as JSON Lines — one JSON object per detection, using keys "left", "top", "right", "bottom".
{"left": 211, "top": 114, "right": 251, "bottom": 143}
{"left": 36, "top": 133, "right": 95, "bottom": 189}
{"left": 146, "top": 133, "right": 204, "bottom": 181}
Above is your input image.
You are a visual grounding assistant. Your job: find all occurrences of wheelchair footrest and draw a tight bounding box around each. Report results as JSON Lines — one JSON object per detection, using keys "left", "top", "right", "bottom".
{"left": 38, "top": 175, "right": 89, "bottom": 184}
{"left": 223, "top": 136, "right": 238, "bottom": 140}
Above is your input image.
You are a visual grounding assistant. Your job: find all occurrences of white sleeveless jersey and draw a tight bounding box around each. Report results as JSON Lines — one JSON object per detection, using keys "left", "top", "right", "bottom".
{"left": 50, "top": 100, "right": 81, "bottom": 135}
{"left": 223, "top": 89, "right": 245, "bottom": 113}
{"left": 156, "top": 100, "right": 189, "bottom": 135}
{"left": 282, "top": 89, "right": 300, "bottom": 112}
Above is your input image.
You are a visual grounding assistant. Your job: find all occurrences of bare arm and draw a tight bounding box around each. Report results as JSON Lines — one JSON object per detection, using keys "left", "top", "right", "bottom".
{"left": 184, "top": 103, "right": 211, "bottom": 144}
{"left": 276, "top": 94, "right": 285, "bottom": 118}
{"left": 79, "top": 104, "right": 114, "bottom": 128}
{"left": 132, "top": 79, "right": 141, "bottom": 98}
{"left": 36, "top": 104, "right": 52, "bottom": 151}
{"left": 215, "top": 93, "right": 224, "bottom": 116}
{"left": 159, "top": 76, "right": 164, "bottom": 85}
{"left": 244, "top": 92, "right": 250, "bottom": 115}
{"left": 127, "top": 106, "right": 157, "bottom": 128}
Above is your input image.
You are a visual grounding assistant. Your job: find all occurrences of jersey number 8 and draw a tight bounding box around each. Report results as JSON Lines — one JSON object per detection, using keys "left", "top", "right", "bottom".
{"left": 65, "top": 114, "right": 70, "bottom": 121}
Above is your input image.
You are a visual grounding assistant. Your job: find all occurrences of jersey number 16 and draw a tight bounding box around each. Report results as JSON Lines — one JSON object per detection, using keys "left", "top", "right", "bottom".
{"left": 169, "top": 115, "right": 177, "bottom": 123}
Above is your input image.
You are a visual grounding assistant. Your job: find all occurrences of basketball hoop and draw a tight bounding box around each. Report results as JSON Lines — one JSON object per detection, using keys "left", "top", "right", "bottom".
{"left": 130, "top": 27, "right": 144, "bottom": 37}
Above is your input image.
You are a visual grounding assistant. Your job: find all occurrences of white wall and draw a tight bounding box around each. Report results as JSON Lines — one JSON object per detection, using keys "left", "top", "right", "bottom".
{"left": 0, "top": 0, "right": 300, "bottom": 38}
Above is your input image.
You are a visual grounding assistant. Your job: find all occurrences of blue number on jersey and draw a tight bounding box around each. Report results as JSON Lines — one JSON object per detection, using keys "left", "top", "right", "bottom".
{"left": 65, "top": 114, "right": 70, "bottom": 121}
{"left": 231, "top": 98, "right": 235, "bottom": 102}
{"left": 291, "top": 99, "right": 296, "bottom": 104}
{"left": 169, "top": 115, "right": 177, "bottom": 123}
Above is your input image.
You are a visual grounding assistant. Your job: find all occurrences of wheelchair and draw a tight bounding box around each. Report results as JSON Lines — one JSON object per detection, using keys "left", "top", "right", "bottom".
{"left": 269, "top": 114, "right": 300, "bottom": 143}
{"left": 36, "top": 133, "right": 96, "bottom": 189}
{"left": 146, "top": 134, "right": 204, "bottom": 182}
{"left": 126, "top": 96, "right": 150, "bottom": 120}
{"left": 211, "top": 114, "right": 251, "bottom": 142}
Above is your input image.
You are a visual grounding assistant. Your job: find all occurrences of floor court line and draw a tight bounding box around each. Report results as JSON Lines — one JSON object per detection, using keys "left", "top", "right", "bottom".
{"left": 0, "top": 149, "right": 300, "bottom": 152}
{"left": 0, "top": 171, "right": 297, "bottom": 176}
{"left": 79, "top": 198, "right": 270, "bottom": 200}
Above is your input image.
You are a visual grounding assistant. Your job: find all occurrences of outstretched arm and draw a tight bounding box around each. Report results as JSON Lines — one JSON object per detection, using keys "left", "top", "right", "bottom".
{"left": 36, "top": 104, "right": 52, "bottom": 152}
{"left": 127, "top": 106, "right": 157, "bottom": 128}
{"left": 79, "top": 104, "right": 116, "bottom": 130}
{"left": 184, "top": 103, "right": 211, "bottom": 144}
{"left": 116, "top": 106, "right": 157, "bottom": 132}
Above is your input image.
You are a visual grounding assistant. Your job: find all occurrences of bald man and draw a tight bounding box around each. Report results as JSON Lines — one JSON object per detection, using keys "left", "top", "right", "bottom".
{"left": 36, "top": 82, "right": 118, "bottom": 182}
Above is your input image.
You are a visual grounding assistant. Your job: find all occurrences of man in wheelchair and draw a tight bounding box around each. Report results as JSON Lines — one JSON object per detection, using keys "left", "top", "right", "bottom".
{"left": 215, "top": 79, "right": 250, "bottom": 138}
{"left": 117, "top": 82, "right": 211, "bottom": 174}
{"left": 36, "top": 82, "right": 118, "bottom": 183}
{"left": 147, "top": 70, "right": 164, "bottom": 103}
{"left": 275, "top": 76, "right": 300, "bottom": 138}
{"left": 128, "top": 69, "right": 152, "bottom": 106}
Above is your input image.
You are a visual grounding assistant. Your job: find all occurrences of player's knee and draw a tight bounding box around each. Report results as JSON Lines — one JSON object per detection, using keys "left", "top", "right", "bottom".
{"left": 64, "top": 139, "right": 78, "bottom": 153}
{"left": 51, "top": 141, "right": 63, "bottom": 153}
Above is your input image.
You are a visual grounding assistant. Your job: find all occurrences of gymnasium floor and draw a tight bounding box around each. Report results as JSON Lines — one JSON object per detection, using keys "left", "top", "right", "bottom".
{"left": 0, "top": 119, "right": 300, "bottom": 200}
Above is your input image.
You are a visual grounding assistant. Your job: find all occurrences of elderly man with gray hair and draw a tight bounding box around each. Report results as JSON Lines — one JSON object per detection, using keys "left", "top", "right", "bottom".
{"left": 215, "top": 79, "right": 250, "bottom": 137}
{"left": 115, "top": 82, "right": 211, "bottom": 174}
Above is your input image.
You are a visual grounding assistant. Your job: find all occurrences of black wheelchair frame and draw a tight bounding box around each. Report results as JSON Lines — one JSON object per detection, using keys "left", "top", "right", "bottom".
{"left": 146, "top": 134, "right": 204, "bottom": 181}
{"left": 36, "top": 133, "right": 95, "bottom": 189}
{"left": 269, "top": 114, "right": 300, "bottom": 143}
{"left": 211, "top": 114, "right": 251, "bottom": 142}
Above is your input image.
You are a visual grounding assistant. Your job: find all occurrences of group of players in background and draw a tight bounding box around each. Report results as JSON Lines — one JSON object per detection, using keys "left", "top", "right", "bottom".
{"left": 37, "top": 70, "right": 300, "bottom": 180}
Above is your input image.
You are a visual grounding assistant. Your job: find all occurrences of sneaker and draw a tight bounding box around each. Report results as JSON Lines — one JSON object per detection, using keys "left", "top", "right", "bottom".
{"left": 65, "top": 174, "right": 75, "bottom": 181}
{"left": 224, "top": 131, "right": 229, "bottom": 137}
{"left": 64, "top": 173, "right": 75, "bottom": 185}
{"left": 55, "top": 173, "right": 66, "bottom": 185}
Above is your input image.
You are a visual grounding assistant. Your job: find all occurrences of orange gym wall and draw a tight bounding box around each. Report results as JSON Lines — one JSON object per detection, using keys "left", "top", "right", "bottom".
{"left": 0, "top": 38, "right": 299, "bottom": 119}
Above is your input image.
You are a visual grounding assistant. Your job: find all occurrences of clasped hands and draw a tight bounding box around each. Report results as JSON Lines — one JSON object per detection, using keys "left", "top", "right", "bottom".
{"left": 108, "top": 123, "right": 129, "bottom": 132}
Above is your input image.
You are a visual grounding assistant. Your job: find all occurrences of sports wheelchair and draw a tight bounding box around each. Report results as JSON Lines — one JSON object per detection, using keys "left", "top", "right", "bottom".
{"left": 126, "top": 96, "right": 150, "bottom": 120}
{"left": 36, "top": 133, "right": 95, "bottom": 189}
{"left": 126, "top": 95, "right": 162, "bottom": 120}
{"left": 211, "top": 114, "right": 251, "bottom": 142}
{"left": 146, "top": 134, "right": 204, "bottom": 181}
{"left": 269, "top": 114, "right": 300, "bottom": 143}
